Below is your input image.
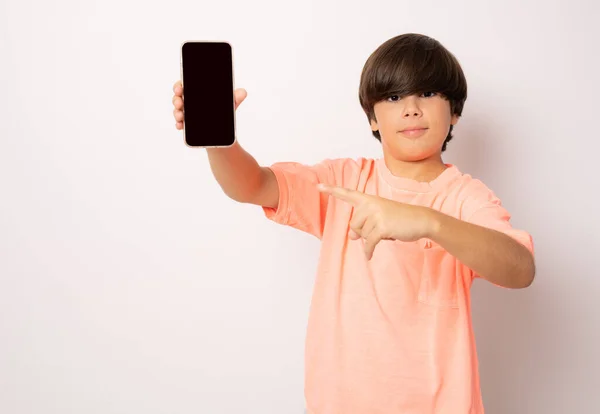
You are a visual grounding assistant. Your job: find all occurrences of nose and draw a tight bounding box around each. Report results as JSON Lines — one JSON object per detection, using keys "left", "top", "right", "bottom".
{"left": 402, "top": 95, "right": 422, "bottom": 118}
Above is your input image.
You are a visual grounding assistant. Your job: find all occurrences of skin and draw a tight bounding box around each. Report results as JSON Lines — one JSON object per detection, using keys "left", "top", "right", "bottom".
{"left": 173, "top": 82, "right": 278, "bottom": 206}
{"left": 369, "top": 92, "right": 458, "bottom": 181}
{"left": 172, "top": 83, "right": 535, "bottom": 289}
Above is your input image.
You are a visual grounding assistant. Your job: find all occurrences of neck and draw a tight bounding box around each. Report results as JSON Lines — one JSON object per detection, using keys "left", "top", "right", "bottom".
{"left": 382, "top": 153, "right": 447, "bottom": 182}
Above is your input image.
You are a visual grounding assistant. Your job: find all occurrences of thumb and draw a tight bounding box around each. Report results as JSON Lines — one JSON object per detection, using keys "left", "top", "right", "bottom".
{"left": 349, "top": 229, "right": 361, "bottom": 240}
{"left": 234, "top": 88, "right": 247, "bottom": 110}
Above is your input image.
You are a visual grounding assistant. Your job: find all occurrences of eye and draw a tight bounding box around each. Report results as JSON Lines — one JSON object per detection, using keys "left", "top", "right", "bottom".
{"left": 421, "top": 91, "right": 437, "bottom": 98}
{"left": 387, "top": 95, "right": 400, "bottom": 102}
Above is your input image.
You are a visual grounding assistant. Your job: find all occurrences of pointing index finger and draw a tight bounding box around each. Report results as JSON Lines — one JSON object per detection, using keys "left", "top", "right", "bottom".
{"left": 317, "top": 184, "right": 365, "bottom": 205}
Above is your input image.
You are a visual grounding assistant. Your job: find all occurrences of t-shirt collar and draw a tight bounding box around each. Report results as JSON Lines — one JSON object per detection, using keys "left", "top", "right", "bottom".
{"left": 376, "top": 158, "right": 461, "bottom": 193}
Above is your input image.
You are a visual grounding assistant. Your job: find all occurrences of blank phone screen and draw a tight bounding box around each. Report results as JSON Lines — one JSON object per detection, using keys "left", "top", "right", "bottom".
{"left": 181, "top": 42, "right": 235, "bottom": 147}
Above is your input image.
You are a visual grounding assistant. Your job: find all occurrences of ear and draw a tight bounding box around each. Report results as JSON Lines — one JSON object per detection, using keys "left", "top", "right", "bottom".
{"left": 370, "top": 118, "right": 379, "bottom": 131}
{"left": 450, "top": 114, "right": 460, "bottom": 126}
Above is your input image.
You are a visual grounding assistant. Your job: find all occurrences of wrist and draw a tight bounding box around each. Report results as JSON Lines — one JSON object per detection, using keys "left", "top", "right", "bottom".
{"left": 206, "top": 140, "right": 240, "bottom": 154}
{"left": 423, "top": 208, "right": 443, "bottom": 239}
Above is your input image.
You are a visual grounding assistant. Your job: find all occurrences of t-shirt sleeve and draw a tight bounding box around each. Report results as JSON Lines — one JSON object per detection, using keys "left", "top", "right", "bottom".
{"left": 465, "top": 196, "right": 535, "bottom": 280}
{"left": 261, "top": 160, "right": 334, "bottom": 239}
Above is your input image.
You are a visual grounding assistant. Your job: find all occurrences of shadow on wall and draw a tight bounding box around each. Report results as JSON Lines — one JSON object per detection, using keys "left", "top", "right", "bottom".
{"left": 471, "top": 238, "right": 589, "bottom": 414}
{"left": 446, "top": 113, "right": 576, "bottom": 413}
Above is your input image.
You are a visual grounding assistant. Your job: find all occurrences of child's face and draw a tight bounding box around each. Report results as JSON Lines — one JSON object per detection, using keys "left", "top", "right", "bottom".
{"left": 370, "top": 92, "right": 459, "bottom": 162}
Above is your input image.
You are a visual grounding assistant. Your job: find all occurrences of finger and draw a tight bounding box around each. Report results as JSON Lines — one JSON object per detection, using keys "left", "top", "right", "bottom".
{"left": 364, "top": 231, "right": 382, "bottom": 260}
{"left": 317, "top": 184, "right": 365, "bottom": 206}
{"left": 234, "top": 88, "right": 247, "bottom": 109}
{"left": 173, "top": 81, "right": 183, "bottom": 95}
{"left": 360, "top": 217, "right": 377, "bottom": 240}
{"left": 173, "top": 109, "right": 184, "bottom": 122}
{"left": 176, "top": 121, "right": 183, "bottom": 130}
{"left": 348, "top": 229, "right": 361, "bottom": 240}
{"left": 349, "top": 208, "right": 369, "bottom": 237}
{"left": 173, "top": 96, "right": 183, "bottom": 110}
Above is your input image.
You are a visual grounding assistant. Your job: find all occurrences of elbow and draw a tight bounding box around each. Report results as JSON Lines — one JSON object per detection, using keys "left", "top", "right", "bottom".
{"left": 522, "top": 264, "right": 536, "bottom": 288}
{"left": 493, "top": 253, "right": 536, "bottom": 289}
{"left": 515, "top": 253, "right": 536, "bottom": 289}
{"left": 516, "top": 273, "right": 534, "bottom": 289}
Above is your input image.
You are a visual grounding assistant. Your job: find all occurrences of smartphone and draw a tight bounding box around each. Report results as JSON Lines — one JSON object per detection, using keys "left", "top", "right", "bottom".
{"left": 180, "top": 41, "right": 236, "bottom": 148}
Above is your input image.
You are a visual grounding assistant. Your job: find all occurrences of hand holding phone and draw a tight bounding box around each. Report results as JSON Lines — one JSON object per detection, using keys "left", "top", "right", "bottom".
{"left": 172, "top": 82, "right": 247, "bottom": 134}
{"left": 176, "top": 41, "right": 243, "bottom": 148}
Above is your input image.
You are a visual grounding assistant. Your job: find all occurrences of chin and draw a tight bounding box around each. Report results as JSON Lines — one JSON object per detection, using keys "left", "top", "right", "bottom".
{"left": 385, "top": 145, "right": 440, "bottom": 162}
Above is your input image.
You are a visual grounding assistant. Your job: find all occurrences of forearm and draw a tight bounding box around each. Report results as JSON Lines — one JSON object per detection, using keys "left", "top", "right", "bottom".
{"left": 206, "top": 141, "right": 268, "bottom": 203}
{"left": 426, "top": 210, "right": 535, "bottom": 288}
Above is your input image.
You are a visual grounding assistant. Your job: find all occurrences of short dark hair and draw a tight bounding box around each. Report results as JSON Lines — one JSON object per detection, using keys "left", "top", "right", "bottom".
{"left": 358, "top": 33, "right": 467, "bottom": 152}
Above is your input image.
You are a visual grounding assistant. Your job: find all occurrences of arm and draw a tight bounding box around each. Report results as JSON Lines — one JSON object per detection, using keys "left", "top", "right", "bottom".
{"left": 317, "top": 184, "right": 535, "bottom": 289}
{"left": 427, "top": 210, "right": 535, "bottom": 289}
{"left": 206, "top": 141, "right": 278, "bottom": 208}
{"left": 172, "top": 82, "right": 278, "bottom": 208}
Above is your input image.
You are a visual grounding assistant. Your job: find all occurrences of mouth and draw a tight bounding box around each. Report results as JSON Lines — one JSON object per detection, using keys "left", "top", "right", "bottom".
{"left": 399, "top": 127, "right": 428, "bottom": 138}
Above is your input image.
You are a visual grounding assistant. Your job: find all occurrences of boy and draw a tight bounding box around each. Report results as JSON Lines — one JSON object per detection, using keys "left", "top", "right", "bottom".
{"left": 171, "top": 33, "right": 535, "bottom": 414}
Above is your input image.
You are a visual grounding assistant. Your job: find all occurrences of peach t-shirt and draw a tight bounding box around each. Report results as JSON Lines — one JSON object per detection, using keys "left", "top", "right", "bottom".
{"left": 262, "top": 157, "right": 534, "bottom": 414}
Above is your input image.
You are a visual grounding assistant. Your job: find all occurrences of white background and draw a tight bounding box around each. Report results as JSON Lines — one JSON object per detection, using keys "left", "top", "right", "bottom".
{"left": 1, "top": 0, "right": 598, "bottom": 413}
